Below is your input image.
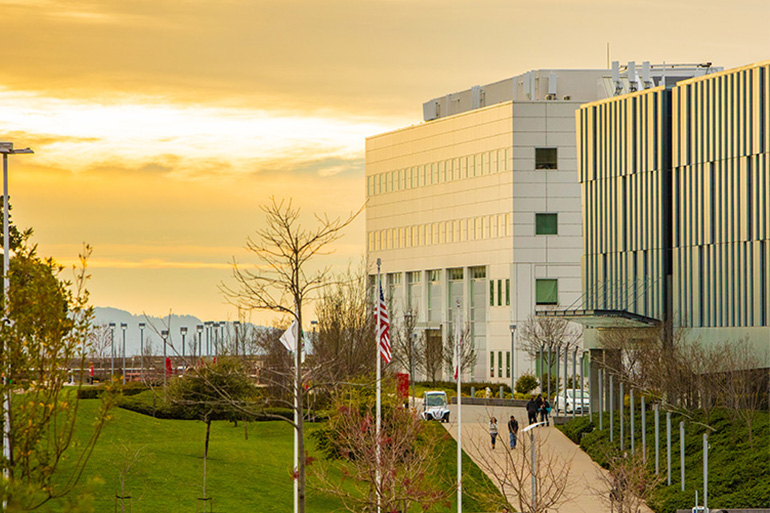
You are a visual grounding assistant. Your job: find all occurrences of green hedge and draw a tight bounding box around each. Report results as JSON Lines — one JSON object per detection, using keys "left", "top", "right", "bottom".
{"left": 76, "top": 382, "right": 148, "bottom": 399}
{"left": 558, "top": 408, "right": 770, "bottom": 512}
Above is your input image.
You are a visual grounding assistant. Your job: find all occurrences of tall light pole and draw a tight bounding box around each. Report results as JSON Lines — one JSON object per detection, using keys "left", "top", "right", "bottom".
{"left": 522, "top": 421, "right": 545, "bottom": 510}
{"left": 120, "top": 323, "right": 127, "bottom": 385}
{"left": 233, "top": 320, "right": 240, "bottom": 356}
{"left": 404, "top": 311, "right": 414, "bottom": 407}
{"left": 196, "top": 325, "right": 203, "bottom": 360}
{"left": 509, "top": 324, "right": 517, "bottom": 396}
{"left": 139, "top": 322, "right": 145, "bottom": 381}
{"left": 204, "top": 321, "right": 212, "bottom": 357}
{"left": 180, "top": 327, "right": 188, "bottom": 368}
{"left": 109, "top": 322, "right": 116, "bottom": 380}
{"left": 0, "top": 141, "right": 33, "bottom": 491}
{"left": 212, "top": 322, "right": 219, "bottom": 357}
{"left": 161, "top": 329, "right": 169, "bottom": 391}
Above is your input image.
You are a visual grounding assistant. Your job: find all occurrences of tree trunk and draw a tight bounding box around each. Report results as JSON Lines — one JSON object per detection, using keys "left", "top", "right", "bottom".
{"left": 296, "top": 306, "right": 306, "bottom": 513}
{"left": 203, "top": 417, "right": 211, "bottom": 498}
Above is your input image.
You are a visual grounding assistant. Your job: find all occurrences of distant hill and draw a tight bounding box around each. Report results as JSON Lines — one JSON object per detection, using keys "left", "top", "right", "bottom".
{"left": 92, "top": 306, "right": 250, "bottom": 356}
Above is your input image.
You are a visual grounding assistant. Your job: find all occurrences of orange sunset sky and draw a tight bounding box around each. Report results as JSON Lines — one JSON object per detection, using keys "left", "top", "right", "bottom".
{"left": 1, "top": 0, "right": 767, "bottom": 324}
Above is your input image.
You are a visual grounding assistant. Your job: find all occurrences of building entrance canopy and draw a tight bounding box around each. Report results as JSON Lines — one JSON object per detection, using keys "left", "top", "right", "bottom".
{"left": 535, "top": 309, "right": 660, "bottom": 329}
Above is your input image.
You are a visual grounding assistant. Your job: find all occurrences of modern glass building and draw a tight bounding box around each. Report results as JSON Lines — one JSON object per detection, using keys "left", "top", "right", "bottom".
{"left": 366, "top": 63, "right": 716, "bottom": 382}
{"left": 576, "top": 61, "right": 770, "bottom": 354}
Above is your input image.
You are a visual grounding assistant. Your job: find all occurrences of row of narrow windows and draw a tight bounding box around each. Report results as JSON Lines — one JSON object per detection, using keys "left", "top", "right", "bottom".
{"left": 367, "top": 147, "right": 560, "bottom": 197}
{"left": 368, "top": 213, "right": 511, "bottom": 252}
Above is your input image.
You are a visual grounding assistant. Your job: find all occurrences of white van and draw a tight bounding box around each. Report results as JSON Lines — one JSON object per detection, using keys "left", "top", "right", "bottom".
{"left": 553, "top": 389, "right": 590, "bottom": 414}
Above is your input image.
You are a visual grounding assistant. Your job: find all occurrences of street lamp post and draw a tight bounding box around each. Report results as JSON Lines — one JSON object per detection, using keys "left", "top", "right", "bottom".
{"left": 120, "top": 323, "right": 127, "bottom": 384}
{"left": 509, "top": 324, "right": 517, "bottom": 396}
{"left": 200, "top": 324, "right": 203, "bottom": 358}
{"left": 139, "top": 323, "right": 145, "bottom": 381}
{"left": 404, "top": 311, "right": 414, "bottom": 408}
{"left": 0, "top": 142, "right": 33, "bottom": 488}
{"left": 233, "top": 320, "right": 240, "bottom": 356}
{"left": 204, "top": 321, "right": 212, "bottom": 357}
{"left": 212, "top": 323, "right": 219, "bottom": 357}
{"left": 109, "top": 322, "right": 116, "bottom": 380}
{"left": 161, "top": 330, "right": 169, "bottom": 391}
{"left": 180, "top": 327, "right": 188, "bottom": 368}
{"left": 522, "top": 421, "right": 546, "bottom": 510}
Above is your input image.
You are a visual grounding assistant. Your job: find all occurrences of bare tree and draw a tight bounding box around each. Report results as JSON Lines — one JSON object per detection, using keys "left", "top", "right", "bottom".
{"left": 390, "top": 306, "right": 423, "bottom": 390}
{"left": 467, "top": 425, "right": 571, "bottom": 513}
{"left": 520, "top": 315, "right": 581, "bottom": 390}
{"left": 424, "top": 329, "right": 444, "bottom": 385}
{"left": 717, "top": 339, "right": 767, "bottom": 447}
{"left": 112, "top": 442, "right": 149, "bottom": 513}
{"left": 312, "top": 392, "right": 451, "bottom": 512}
{"left": 591, "top": 448, "right": 664, "bottom": 513}
{"left": 313, "top": 263, "right": 375, "bottom": 388}
{"left": 443, "top": 322, "right": 477, "bottom": 379}
{"left": 223, "top": 197, "right": 360, "bottom": 513}
{"left": 88, "top": 323, "right": 112, "bottom": 380}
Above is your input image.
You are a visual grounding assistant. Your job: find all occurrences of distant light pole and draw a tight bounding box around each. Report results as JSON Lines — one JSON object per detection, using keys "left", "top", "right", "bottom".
{"left": 509, "top": 324, "right": 517, "bottom": 396}
{"left": 120, "top": 323, "right": 127, "bottom": 384}
{"left": 1, "top": 142, "right": 33, "bottom": 486}
{"left": 180, "top": 326, "right": 188, "bottom": 368}
{"left": 196, "top": 325, "right": 203, "bottom": 360}
{"left": 233, "top": 320, "right": 240, "bottom": 356}
{"left": 161, "top": 329, "right": 169, "bottom": 391}
{"left": 139, "top": 322, "right": 146, "bottom": 381}
{"left": 204, "top": 321, "right": 212, "bottom": 357}
{"left": 109, "top": 322, "right": 116, "bottom": 379}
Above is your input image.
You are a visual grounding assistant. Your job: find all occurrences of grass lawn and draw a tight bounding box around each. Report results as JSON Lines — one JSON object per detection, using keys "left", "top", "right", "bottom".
{"left": 40, "top": 398, "right": 501, "bottom": 512}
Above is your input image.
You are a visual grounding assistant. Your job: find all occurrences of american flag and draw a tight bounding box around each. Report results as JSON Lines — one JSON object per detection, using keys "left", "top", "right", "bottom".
{"left": 376, "top": 283, "right": 392, "bottom": 364}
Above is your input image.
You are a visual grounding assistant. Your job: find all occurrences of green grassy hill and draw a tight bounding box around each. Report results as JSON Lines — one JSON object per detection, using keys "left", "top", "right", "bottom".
{"left": 41, "top": 398, "right": 500, "bottom": 512}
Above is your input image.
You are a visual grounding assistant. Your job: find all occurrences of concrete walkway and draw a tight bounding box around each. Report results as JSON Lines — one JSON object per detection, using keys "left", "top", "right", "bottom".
{"left": 441, "top": 403, "right": 653, "bottom": 513}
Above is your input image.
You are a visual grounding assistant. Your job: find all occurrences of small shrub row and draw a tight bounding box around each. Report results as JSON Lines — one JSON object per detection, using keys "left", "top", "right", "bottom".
{"left": 76, "top": 382, "right": 149, "bottom": 399}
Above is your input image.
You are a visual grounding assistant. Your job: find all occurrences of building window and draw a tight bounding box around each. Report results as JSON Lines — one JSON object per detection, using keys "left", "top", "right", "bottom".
{"left": 406, "top": 271, "right": 421, "bottom": 284}
{"left": 428, "top": 269, "right": 441, "bottom": 282}
{"left": 535, "top": 148, "right": 558, "bottom": 170}
{"left": 505, "top": 279, "right": 510, "bottom": 305}
{"left": 448, "top": 268, "right": 463, "bottom": 281}
{"left": 490, "top": 281, "right": 494, "bottom": 306}
{"left": 490, "top": 351, "right": 495, "bottom": 378}
{"left": 506, "top": 351, "right": 511, "bottom": 378}
{"left": 470, "top": 266, "right": 486, "bottom": 279}
{"left": 535, "top": 279, "right": 559, "bottom": 305}
{"left": 536, "top": 213, "right": 558, "bottom": 235}
{"left": 497, "top": 280, "right": 502, "bottom": 306}
{"left": 498, "top": 351, "right": 503, "bottom": 377}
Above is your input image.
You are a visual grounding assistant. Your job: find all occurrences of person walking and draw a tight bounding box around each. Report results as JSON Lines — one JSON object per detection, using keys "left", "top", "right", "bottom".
{"left": 507, "top": 414, "right": 519, "bottom": 449}
{"left": 540, "top": 396, "right": 551, "bottom": 426}
{"left": 526, "top": 397, "right": 538, "bottom": 425}
{"left": 489, "top": 416, "right": 499, "bottom": 449}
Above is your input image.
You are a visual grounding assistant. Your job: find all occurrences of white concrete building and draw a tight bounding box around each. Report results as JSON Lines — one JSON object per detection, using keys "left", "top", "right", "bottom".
{"left": 365, "top": 63, "right": 718, "bottom": 384}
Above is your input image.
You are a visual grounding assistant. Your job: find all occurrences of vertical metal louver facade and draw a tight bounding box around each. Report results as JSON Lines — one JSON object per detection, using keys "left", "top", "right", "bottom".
{"left": 577, "top": 87, "right": 671, "bottom": 322}
{"left": 672, "top": 63, "right": 770, "bottom": 328}
{"left": 578, "top": 61, "right": 770, "bottom": 335}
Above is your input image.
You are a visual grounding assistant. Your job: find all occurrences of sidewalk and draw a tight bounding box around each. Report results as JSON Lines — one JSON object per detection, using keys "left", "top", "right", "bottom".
{"left": 442, "top": 404, "right": 653, "bottom": 513}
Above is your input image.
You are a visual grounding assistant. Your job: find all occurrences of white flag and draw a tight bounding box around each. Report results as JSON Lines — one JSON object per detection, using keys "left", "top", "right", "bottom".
{"left": 280, "top": 320, "right": 298, "bottom": 353}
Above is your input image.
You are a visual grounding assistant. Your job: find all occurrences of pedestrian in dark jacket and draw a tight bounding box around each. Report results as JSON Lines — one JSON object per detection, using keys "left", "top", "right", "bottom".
{"left": 507, "top": 415, "right": 519, "bottom": 448}
{"left": 540, "top": 398, "right": 551, "bottom": 426}
{"left": 526, "top": 398, "right": 538, "bottom": 425}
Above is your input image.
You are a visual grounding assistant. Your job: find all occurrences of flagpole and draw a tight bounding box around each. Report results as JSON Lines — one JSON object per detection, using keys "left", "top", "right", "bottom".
{"left": 293, "top": 316, "right": 299, "bottom": 513}
{"left": 375, "top": 258, "right": 382, "bottom": 513}
{"left": 455, "top": 299, "right": 462, "bottom": 513}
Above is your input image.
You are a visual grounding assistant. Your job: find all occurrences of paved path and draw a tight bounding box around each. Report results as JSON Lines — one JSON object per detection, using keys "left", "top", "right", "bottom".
{"left": 440, "top": 403, "right": 653, "bottom": 513}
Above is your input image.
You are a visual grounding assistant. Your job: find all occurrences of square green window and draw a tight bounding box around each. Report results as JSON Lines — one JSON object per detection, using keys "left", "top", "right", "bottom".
{"left": 535, "top": 148, "right": 558, "bottom": 169}
{"left": 535, "top": 279, "right": 558, "bottom": 305}
{"left": 535, "top": 213, "right": 558, "bottom": 235}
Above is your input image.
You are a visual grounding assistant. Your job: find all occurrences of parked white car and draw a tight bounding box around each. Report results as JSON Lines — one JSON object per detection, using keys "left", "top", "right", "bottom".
{"left": 553, "top": 389, "right": 590, "bottom": 414}
{"left": 421, "top": 391, "right": 450, "bottom": 423}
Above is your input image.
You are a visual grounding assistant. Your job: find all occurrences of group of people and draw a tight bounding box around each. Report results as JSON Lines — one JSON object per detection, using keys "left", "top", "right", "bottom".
{"left": 526, "top": 394, "right": 551, "bottom": 426}
{"left": 487, "top": 414, "right": 519, "bottom": 450}
{"left": 486, "top": 394, "right": 551, "bottom": 450}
